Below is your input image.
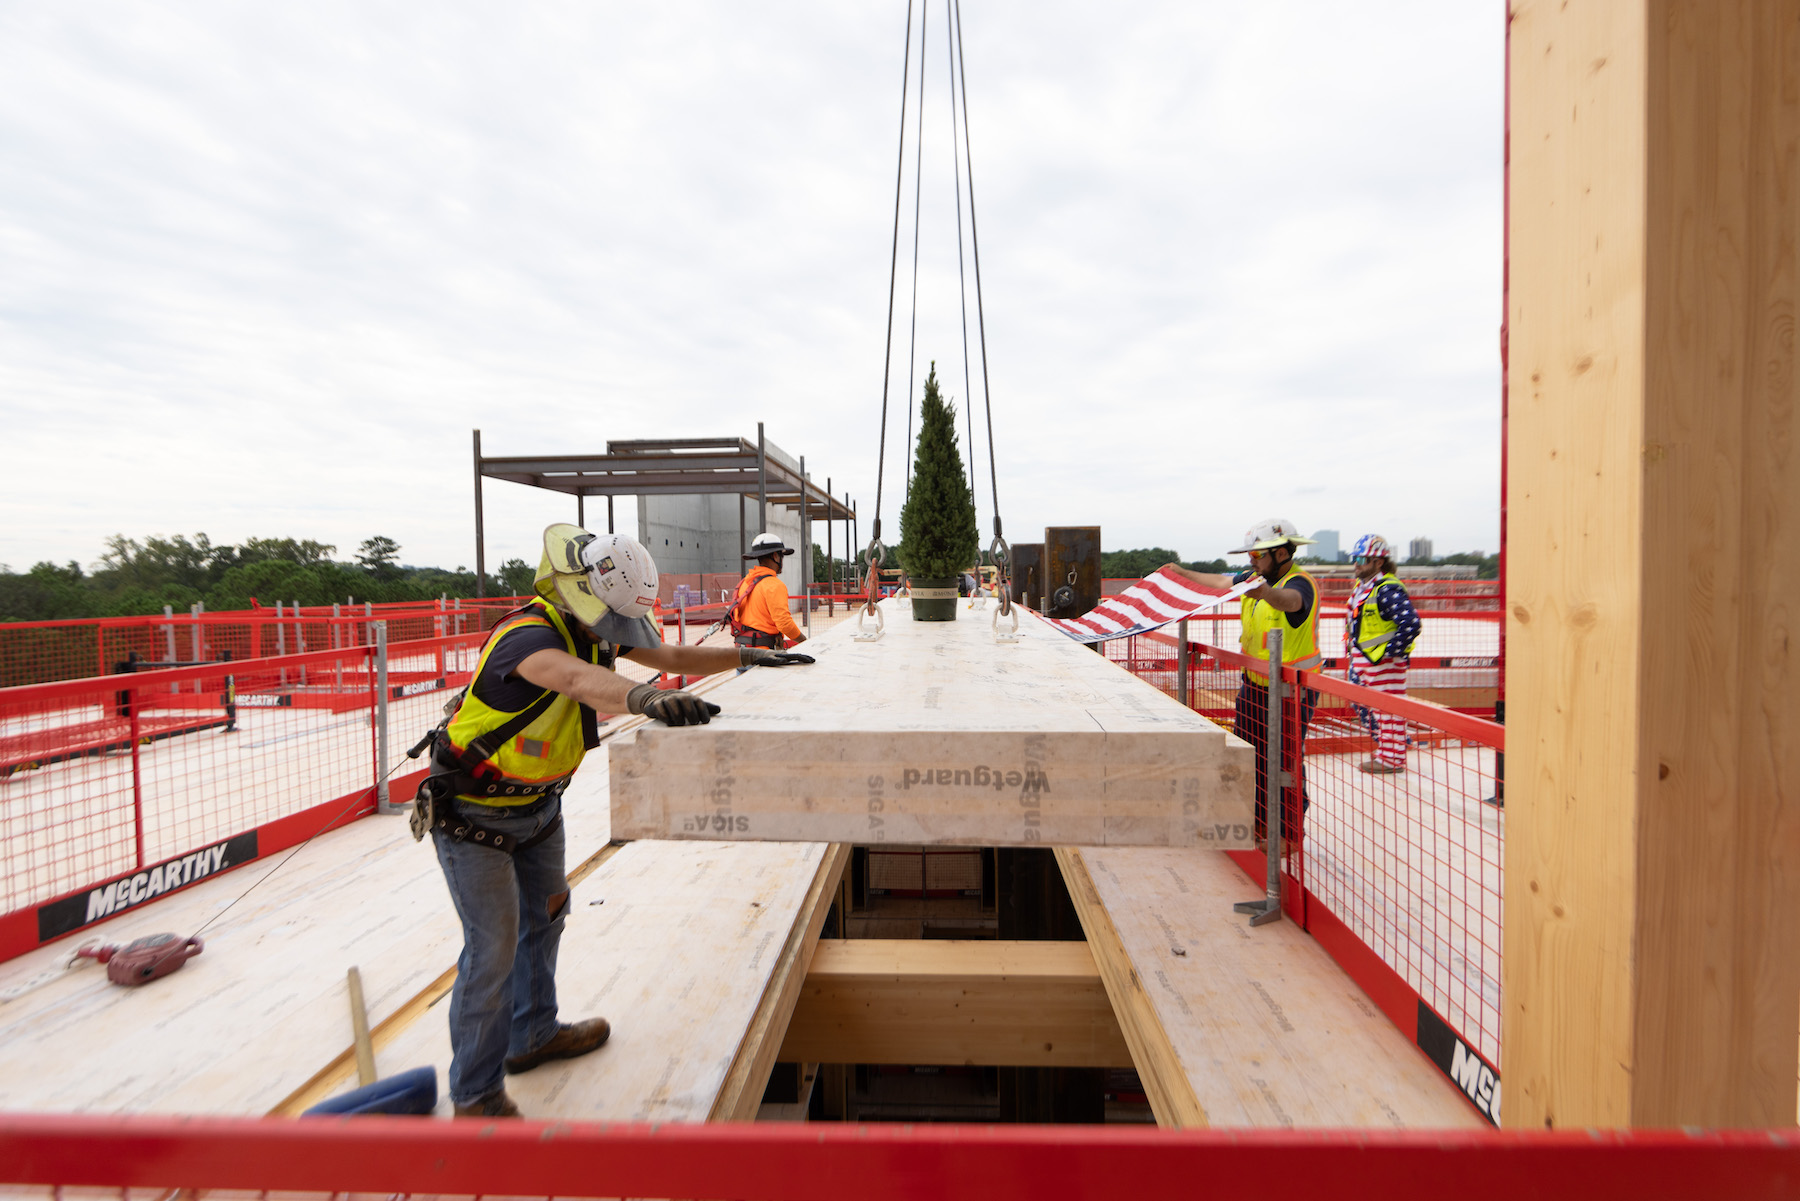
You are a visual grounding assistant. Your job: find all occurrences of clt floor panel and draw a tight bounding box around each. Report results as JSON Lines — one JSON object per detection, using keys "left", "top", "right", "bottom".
{"left": 612, "top": 599, "right": 1255, "bottom": 848}
{"left": 1061, "top": 845, "right": 1484, "bottom": 1129}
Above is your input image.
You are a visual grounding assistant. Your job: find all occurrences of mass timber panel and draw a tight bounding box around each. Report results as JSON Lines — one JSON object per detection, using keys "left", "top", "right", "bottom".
{"left": 365, "top": 838, "right": 839, "bottom": 1121}
{"left": 1061, "top": 846, "right": 1484, "bottom": 1130}
{"left": 1506, "top": 0, "right": 1800, "bottom": 1128}
{"left": 777, "top": 940, "right": 1133, "bottom": 1068}
{"left": 611, "top": 601, "right": 1254, "bottom": 848}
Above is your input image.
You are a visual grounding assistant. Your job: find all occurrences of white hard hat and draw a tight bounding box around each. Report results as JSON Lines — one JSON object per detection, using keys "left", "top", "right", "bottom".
{"left": 1227, "top": 517, "right": 1318, "bottom": 555}
{"left": 743, "top": 532, "right": 793, "bottom": 560}
{"left": 535, "top": 525, "right": 663, "bottom": 646}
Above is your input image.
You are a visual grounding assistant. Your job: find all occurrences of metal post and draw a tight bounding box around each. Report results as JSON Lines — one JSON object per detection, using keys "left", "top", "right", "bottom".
{"left": 800, "top": 454, "right": 812, "bottom": 636}
{"left": 1234, "top": 627, "right": 1285, "bottom": 927}
{"left": 374, "top": 620, "right": 396, "bottom": 813}
{"left": 677, "top": 595, "right": 688, "bottom": 688}
{"left": 333, "top": 602, "right": 344, "bottom": 694}
{"left": 757, "top": 421, "right": 767, "bottom": 533}
{"left": 607, "top": 495, "right": 614, "bottom": 535}
{"left": 294, "top": 600, "right": 307, "bottom": 688}
{"left": 163, "top": 605, "right": 177, "bottom": 694}
{"left": 577, "top": 493, "right": 585, "bottom": 529}
{"left": 826, "top": 475, "right": 834, "bottom": 616}
{"left": 1177, "top": 619, "right": 1190, "bottom": 707}
{"left": 739, "top": 494, "right": 747, "bottom": 557}
{"left": 473, "top": 429, "right": 486, "bottom": 598}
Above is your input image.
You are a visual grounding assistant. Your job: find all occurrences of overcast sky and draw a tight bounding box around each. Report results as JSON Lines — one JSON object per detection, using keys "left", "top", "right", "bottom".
{"left": 0, "top": 2, "right": 1503, "bottom": 576}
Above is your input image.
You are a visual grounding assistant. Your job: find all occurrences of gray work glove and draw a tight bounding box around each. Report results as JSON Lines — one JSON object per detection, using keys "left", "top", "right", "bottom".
{"left": 738, "top": 647, "right": 817, "bottom": 668}
{"left": 626, "top": 681, "right": 721, "bottom": 727}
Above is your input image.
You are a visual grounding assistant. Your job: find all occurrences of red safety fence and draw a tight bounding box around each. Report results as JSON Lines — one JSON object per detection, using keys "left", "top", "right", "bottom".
{"left": 1107, "top": 634, "right": 1505, "bottom": 1123}
{"left": 1132, "top": 607, "right": 1500, "bottom": 717}
{"left": 0, "top": 598, "right": 530, "bottom": 691}
{"left": 1, "top": 1114, "right": 1795, "bottom": 1199}
{"left": 0, "top": 630, "right": 486, "bottom": 963}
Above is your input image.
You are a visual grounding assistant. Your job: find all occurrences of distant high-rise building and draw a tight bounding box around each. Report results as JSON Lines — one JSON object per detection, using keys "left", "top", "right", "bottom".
{"left": 1408, "top": 536, "right": 1434, "bottom": 563}
{"left": 1310, "top": 529, "right": 1340, "bottom": 563}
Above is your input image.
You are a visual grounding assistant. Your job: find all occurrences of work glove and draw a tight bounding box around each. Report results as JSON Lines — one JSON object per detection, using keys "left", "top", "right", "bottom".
{"left": 738, "top": 647, "right": 817, "bottom": 668}
{"left": 626, "top": 682, "right": 722, "bottom": 727}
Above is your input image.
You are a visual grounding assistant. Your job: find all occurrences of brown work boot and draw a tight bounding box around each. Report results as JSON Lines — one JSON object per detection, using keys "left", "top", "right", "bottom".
{"left": 504, "top": 1017, "right": 611, "bottom": 1074}
{"left": 1359, "top": 759, "right": 1405, "bottom": 774}
{"left": 452, "top": 1089, "right": 521, "bottom": 1118}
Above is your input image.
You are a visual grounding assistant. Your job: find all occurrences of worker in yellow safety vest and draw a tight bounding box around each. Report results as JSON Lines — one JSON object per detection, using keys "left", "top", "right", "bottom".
{"left": 1164, "top": 518, "right": 1321, "bottom": 847}
{"left": 412, "top": 524, "right": 814, "bottom": 1119}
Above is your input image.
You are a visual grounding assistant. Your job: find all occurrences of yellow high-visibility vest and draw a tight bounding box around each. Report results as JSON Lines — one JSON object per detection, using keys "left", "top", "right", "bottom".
{"left": 1240, "top": 564, "right": 1322, "bottom": 686}
{"left": 443, "top": 597, "right": 604, "bottom": 804}
{"left": 1349, "top": 573, "right": 1410, "bottom": 664}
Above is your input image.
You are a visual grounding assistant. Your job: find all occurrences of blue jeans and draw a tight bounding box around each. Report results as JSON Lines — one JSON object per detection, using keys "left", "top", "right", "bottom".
{"left": 432, "top": 792, "right": 568, "bottom": 1104}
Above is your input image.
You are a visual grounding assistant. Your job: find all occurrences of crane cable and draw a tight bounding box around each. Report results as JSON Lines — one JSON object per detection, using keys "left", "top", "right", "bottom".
{"left": 863, "top": 0, "right": 917, "bottom": 613}
{"left": 901, "top": 1, "right": 928, "bottom": 506}
{"left": 866, "top": 0, "right": 1011, "bottom": 617}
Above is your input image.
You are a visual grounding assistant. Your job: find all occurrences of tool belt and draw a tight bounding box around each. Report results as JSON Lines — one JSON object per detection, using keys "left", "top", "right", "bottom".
{"left": 734, "top": 630, "right": 782, "bottom": 649}
{"left": 409, "top": 771, "right": 564, "bottom": 854}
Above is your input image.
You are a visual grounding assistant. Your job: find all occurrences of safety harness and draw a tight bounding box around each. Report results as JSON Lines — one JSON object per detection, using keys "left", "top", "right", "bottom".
{"left": 727, "top": 572, "right": 782, "bottom": 647}
{"left": 408, "top": 605, "right": 594, "bottom": 853}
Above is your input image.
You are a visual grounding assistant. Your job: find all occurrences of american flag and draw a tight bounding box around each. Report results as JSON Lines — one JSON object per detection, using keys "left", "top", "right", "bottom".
{"left": 1039, "top": 566, "right": 1258, "bottom": 644}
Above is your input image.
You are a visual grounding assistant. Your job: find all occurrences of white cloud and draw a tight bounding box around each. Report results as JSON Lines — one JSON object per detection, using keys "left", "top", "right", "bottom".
{"left": 0, "top": 1, "right": 1501, "bottom": 576}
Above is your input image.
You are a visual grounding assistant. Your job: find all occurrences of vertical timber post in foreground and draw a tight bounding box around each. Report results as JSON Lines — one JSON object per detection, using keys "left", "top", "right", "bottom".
{"left": 1233, "top": 628, "right": 1282, "bottom": 927}
{"left": 1506, "top": 0, "right": 1800, "bottom": 1129}
{"left": 373, "top": 621, "right": 395, "bottom": 814}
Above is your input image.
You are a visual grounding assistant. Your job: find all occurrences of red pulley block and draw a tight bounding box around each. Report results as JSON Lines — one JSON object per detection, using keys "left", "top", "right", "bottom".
{"left": 76, "top": 933, "right": 204, "bottom": 987}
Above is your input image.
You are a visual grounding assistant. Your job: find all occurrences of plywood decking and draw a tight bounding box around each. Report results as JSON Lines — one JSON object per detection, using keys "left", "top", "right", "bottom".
{"left": 612, "top": 600, "right": 1255, "bottom": 848}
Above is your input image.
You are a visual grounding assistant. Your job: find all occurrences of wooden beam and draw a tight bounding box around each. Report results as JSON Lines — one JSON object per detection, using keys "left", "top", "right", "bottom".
{"left": 1506, "top": 0, "right": 1800, "bottom": 1128}
{"left": 709, "top": 844, "right": 851, "bottom": 1120}
{"left": 1055, "top": 848, "right": 1207, "bottom": 1128}
{"left": 777, "top": 940, "right": 1133, "bottom": 1069}
{"left": 611, "top": 600, "right": 1255, "bottom": 848}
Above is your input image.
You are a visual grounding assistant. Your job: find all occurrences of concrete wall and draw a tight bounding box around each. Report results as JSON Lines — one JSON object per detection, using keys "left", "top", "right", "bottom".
{"left": 637, "top": 436, "right": 807, "bottom": 597}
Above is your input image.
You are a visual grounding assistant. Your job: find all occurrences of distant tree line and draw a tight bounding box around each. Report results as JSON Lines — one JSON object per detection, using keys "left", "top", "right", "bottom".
{"left": 1100, "top": 548, "right": 1229, "bottom": 579}
{"left": 0, "top": 533, "right": 538, "bottom": 622}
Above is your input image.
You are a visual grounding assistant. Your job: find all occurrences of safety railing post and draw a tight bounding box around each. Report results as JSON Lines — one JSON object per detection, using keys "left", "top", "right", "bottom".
{"left": 373, "top": 621, "right": 397, "bottom": 814}
{"left": 191, "top": 603, "right": 205, "bottom": 692}
{"left": 1177, "top": 619, "right": 1190, "bottom": 707}
{"left": 1235, "top": 627, "right": 1284, "bottom": 927}
{"left": 294, "top": 601, "right": 307, "bottom": 688}
{"left": 128, "top": 677, "right": 145, "bottom": 870}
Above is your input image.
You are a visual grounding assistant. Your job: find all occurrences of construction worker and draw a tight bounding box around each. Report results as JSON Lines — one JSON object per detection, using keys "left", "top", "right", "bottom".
{"left": 415, "top": 524, "right": 812, "bottom": 1118}
{"left": 728, "top": 532, "right": 807, "bottom": 651}
{"left": 1344, "top": 534, "right": 1423, "bottom": 774}
{"left": 1164, "top": 518, "right": 1321, "bottom": 846}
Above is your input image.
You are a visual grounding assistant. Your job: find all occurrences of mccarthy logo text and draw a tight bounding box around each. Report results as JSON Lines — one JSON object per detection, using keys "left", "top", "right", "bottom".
{"left": 86, "top": 845, "right": 230, "bottom": 922}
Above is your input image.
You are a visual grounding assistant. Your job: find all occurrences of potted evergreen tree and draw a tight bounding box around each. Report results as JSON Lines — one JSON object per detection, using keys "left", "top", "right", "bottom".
{"left": 898, "top": 363, "right": 979, "bottom": 621}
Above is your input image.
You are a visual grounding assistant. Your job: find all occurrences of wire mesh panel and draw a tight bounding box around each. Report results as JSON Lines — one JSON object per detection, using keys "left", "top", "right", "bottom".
{"left": 0, "top": 598, "right": 526, "bottom": 690}
{"left": 0, "top": 650, "right": 376, "bottom": 926}
{"left": 0, "top": 631, "right": 487, "bottom": 960}
{"left": 1108, "top": 633, "right": 1505, "bottom": 1075}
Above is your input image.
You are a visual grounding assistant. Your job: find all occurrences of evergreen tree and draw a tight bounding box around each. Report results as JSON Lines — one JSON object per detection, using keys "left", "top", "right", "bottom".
{"left": 897, "top": 363, "right": 979, "bottom": 579}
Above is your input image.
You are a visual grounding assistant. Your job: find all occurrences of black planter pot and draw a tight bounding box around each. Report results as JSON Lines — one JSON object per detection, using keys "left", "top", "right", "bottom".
{"left": 909, "top": 577, "right": 959, "bottom": 621}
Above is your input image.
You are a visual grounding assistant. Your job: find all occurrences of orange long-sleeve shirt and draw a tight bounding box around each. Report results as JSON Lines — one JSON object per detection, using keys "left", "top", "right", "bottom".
{"left": 733, "top": 565, "right": 804, "bottom": 643}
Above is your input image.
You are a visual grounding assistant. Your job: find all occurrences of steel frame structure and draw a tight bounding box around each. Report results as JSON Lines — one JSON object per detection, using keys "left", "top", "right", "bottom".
{"left": 471, "top": 429, "right": 857, "bottom": 595}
